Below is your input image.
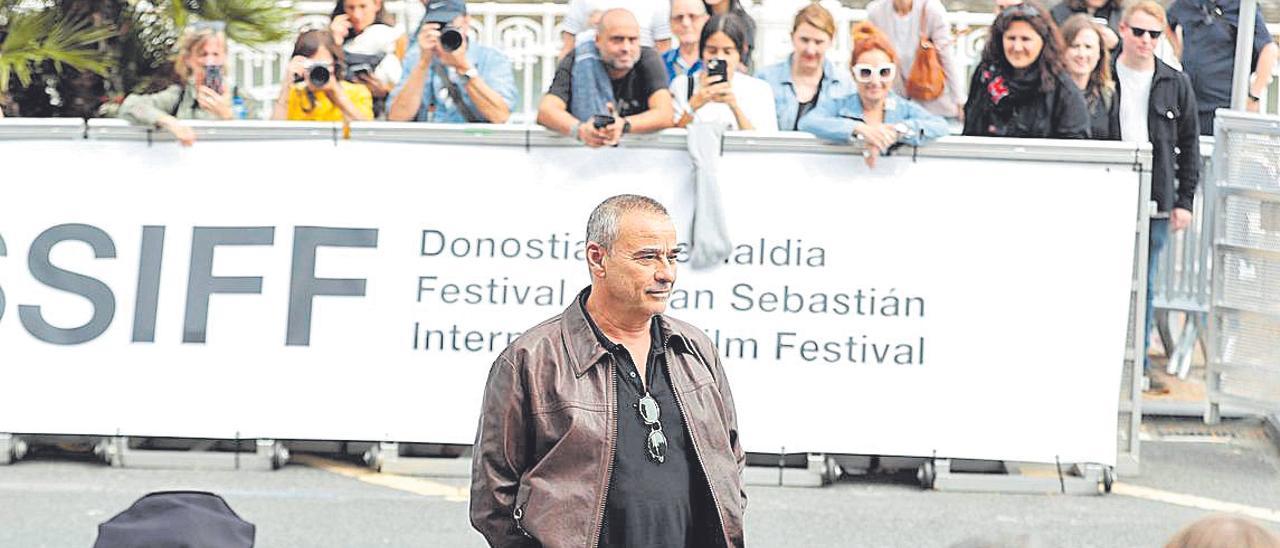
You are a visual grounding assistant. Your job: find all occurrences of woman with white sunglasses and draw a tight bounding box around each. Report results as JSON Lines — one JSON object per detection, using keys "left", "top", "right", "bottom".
{"left": 798, "top": 22, "right": 948, "bottom": 166}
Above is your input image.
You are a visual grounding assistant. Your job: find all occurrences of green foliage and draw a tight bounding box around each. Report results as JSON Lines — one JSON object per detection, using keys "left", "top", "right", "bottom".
{"left": 0, "top": 10, "right": 116, "bottom": 92}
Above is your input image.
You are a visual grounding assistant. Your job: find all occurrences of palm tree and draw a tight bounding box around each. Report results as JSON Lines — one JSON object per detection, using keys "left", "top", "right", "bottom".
{"left": 1, "top": 0, "right": 294, "bottom": 117}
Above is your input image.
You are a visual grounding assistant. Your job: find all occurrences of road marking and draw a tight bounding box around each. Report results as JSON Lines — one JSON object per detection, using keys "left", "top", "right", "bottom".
{"left": 293, "top": 454, "right": 470, "bottom": 502}
{"left": 1113, "top": 482, "right": 1280, "bottom": 523}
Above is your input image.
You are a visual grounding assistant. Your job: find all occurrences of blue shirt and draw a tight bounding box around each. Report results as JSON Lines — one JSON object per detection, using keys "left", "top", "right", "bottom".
{"left": 662, "top": 48, "right": 703, "bottom": 85}
{"left": 1167, "top": 0, "right": 1274, "bottom": 112}
{"left": 388, "top": 43, "right": 519, "bottom": 123}
{"left": 798, "top": 92, "right": 949, "bottom": 147}
{"left": 757, "top": 57, "right": 856, "bottom": 131}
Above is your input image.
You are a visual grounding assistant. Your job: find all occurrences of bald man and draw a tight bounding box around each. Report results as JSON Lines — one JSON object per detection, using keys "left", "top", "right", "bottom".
{"left": 537, "top": 8, "right": 675, "bottom": 148}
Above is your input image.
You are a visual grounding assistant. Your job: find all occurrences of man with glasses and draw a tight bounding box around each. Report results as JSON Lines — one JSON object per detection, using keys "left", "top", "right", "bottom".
{"left": 1167, "top": 0, "right": 1278, "bottom": 132}
{"left": 664, "top": 0, "right": 709, "bottom": 82}
{"left": 1109, "top": 0, "right": 1200, "bottom": 393}
{"left": 470, "top": 195, "right": 746, "bottom": 548}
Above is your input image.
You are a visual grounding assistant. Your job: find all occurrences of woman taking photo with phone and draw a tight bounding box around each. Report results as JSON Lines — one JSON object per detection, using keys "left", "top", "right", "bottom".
{"left": 272, "top": 30, "right": 374, "bottom": 122}
{"left": 118, "top": 23, "right": 233, "bottom": 146}
{"left": 799, "top": 23, "right": 948, "bottom": 167}
{"left": 670, "top": 13, "right": 777, "bottom": 131}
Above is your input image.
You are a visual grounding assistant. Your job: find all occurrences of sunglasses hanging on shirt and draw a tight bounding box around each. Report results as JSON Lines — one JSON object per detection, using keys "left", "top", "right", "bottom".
{"left": 637, "top": 393, "right": 667, "bottom": 464}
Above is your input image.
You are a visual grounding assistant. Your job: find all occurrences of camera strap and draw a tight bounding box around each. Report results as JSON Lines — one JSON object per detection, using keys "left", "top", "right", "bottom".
{"left": 432, "top": 63, "right": 482, "bottom": 123}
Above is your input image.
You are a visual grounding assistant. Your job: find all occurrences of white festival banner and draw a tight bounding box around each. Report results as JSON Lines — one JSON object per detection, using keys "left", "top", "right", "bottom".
{"left": 0, "top": 134, "right": 1137, "bottom": 465}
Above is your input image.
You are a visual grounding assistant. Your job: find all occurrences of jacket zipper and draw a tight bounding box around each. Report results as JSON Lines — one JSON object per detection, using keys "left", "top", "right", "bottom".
{"left": 666, "top": 354, "right": 730, "bottom": 546}
{"left": 591, "top": 361, "right": 618, "bottom": 548}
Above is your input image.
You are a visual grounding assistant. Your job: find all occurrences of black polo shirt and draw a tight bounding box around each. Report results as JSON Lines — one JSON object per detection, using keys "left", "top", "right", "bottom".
{"left": 578, "top": 292, "right": 716, "bottom": 548}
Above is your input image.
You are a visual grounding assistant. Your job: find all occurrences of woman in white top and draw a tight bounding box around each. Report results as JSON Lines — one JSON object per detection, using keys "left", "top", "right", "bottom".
{"left": 670, "top": 13, "right": 778, "bottom": 131}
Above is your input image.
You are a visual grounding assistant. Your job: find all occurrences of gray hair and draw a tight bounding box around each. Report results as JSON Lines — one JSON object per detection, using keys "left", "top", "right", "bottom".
{"left": 586, "top": 194, "right": 670, "bottom": 251}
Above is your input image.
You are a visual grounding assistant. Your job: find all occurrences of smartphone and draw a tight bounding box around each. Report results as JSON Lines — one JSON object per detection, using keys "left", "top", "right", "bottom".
{"left": 203, "top": 65, "right": 223, "bottom": 93}
{"left": 706, "top": 59, "right": 727, "bottom": 84}
{"left": 592, "top": 114, "right": 616, "bottom": 129}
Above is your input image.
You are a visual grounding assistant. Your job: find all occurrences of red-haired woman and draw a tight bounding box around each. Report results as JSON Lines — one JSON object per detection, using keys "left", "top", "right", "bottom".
{"left": 799, "top": 22, "right": 948, "bottom": 166}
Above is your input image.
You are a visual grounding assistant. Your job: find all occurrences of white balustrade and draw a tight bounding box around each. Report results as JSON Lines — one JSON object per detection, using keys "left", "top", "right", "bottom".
{"left": 225, "top": 1, "right": 1280, "bottom": 121}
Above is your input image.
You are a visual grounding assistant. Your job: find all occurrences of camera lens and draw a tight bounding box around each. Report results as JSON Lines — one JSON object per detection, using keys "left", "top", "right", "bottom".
{"left": 308, "top": 64, "right": 331, "bottom": 87}
{"left": 441, "top": 28, "right": 464, "bottom": 52}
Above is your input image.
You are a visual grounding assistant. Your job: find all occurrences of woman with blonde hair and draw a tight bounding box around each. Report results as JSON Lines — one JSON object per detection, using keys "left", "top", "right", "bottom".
{"left": 757, "top": 2, "right": 854, "bottom": 131}
{"left": 119, "top": 23, "right": 233, "bottom": 146}
{"left": 799, "top": 22, "right": 948, "bottom": 167}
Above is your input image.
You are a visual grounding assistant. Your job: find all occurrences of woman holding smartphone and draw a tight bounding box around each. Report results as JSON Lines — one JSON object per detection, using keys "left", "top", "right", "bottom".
{"left": 669, "top": 13, "right": 777, "bottom": 131}
{"left": 118, "top": 23, "right": 233, "bottom": 146}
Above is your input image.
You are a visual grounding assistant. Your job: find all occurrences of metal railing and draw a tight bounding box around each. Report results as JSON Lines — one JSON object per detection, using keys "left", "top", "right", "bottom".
{"left": 224, "top": 1, "right": 1280, "bottom": 121}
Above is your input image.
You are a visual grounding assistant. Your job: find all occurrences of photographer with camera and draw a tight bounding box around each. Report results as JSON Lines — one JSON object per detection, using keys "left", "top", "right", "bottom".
{"left": 272, "top": 30, "right": 374, "bottom": 122}
{"left": 119, "top": 23, "right": 234, "bottom": 146}
{"left": 386, "top": 0, "right": 516, "bottom": 123}
{"left": 329, "top": 0, "right": 404, "bottom": 117}
{"left": 670, "top": 13, "right": 776, "bottom": 131}
{"left": 537, "top": 8, "right": 675, "bottom": 147}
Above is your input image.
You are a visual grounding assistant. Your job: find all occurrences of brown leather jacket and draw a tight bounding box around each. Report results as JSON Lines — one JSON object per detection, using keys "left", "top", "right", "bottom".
{"left": 469, "top": 294, "right": 747, "bottom": 548}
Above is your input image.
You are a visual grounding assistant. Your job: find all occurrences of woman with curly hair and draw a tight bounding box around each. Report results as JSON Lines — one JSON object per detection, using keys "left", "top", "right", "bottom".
{"left": 962, "top": 1, "right": 1089, "bottom": 138}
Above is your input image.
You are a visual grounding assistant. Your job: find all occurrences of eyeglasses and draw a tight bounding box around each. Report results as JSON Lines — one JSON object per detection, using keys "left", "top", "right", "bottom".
{"left": 637, "top": 393, "right": 667, "bottom": 464}
{"left": 852, "top": 63, "right": 896, "bottom": 83}
{"left": 1128, "top": 26, "right": 1163, "bottom": 39}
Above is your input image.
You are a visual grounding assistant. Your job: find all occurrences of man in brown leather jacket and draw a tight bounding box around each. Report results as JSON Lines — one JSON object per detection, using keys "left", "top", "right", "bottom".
{"left": 470, "top": 194, "right": 746, "bottom": 547}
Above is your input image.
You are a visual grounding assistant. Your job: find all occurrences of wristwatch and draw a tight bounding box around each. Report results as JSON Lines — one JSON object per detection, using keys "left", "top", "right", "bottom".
{"left": 461, "top": 67, "right": 479, "bottom": 84}
{"left": 622, "top": 118, "right": 632, "bottom": 134}
{"left": 1248, "top": 91, "right": 1261, "bottom": 102}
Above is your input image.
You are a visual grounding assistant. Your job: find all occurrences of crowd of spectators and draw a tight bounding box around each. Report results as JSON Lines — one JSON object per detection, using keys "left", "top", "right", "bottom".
{"left": 112, "top": 0, "right": 1276, "bottom": 152}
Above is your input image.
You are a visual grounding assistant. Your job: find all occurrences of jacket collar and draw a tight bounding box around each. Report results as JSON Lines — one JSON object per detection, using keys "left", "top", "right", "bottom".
{"left": 561, "top": 286, "right": 696, "bottom": 377}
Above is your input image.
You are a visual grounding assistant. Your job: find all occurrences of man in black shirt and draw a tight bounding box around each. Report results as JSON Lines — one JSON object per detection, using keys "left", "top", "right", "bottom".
{"left": 470, "top": 195, "right": 746, "bottom": 547}
{"left": 536, "top": 8, "right": 675, "bottom": 147}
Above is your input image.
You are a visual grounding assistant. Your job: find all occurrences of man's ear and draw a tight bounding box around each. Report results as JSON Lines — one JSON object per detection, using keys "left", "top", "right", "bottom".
{"left": 586, "top": 242, "right": 607, "bottom": 275}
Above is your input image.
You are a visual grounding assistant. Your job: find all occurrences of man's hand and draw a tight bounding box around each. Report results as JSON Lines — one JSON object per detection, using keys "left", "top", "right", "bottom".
{"left": 357, "top": 73, "right": 391, "bottom": 99}
{"left": 195, "top": 84, "right": 234, "bottom": 120}
{"left": 577, "top": 120, "right": 611, "bottom": 148}
{"left": 330, "top": 15, "right": 353, "bottom": 45}
{"left": 417, "top": 24, "right": 440, "bottom": 67}
{"left": 1172, "top": 207, "right": 1193, "bottom": 231}
{"left": 600, "top": 104, "right": 625, "bottom": 146}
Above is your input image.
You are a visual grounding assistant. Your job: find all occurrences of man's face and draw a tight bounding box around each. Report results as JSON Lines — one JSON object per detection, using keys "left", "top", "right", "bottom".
{"left": 1120, "top": 11, "right": 1162, "bottom": 61}
{"left": 597, "top": 11, "right": 641, "bottom": 72}
{"left": 594, "top": 212, "right": 679, "bottom": 319}
{"left": 670, "top": 0, "right": 708, "bottom": 48}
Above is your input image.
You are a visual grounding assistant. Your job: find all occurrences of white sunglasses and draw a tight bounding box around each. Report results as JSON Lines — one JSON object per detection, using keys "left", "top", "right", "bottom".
{"left": 852, "top": 63, "right": 896, "bottom": 83}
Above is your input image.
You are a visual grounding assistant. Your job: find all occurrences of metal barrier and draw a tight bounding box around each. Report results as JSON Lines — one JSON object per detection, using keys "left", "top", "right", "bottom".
{"left": 1205, "top": 110, "right": 1280, "bottom": 423}
{"left": 1150, "top": 138, "right": 1215, "bottom": 380}
{"left": 0, "top": 118, "right": 1151, "bottom": 492}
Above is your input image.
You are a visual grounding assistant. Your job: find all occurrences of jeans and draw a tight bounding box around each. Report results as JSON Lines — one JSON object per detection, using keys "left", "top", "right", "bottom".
{"left": 1145, "top": 218, "right": 1170, "bottom": 373}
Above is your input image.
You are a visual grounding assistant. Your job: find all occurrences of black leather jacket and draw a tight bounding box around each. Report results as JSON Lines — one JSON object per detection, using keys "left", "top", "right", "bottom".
{"left": 1108, "top": 57, "right": 1201, "bottom": 212}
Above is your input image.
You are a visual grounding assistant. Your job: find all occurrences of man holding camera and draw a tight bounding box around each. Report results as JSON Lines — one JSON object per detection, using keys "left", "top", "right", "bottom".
{"left": 387, "top": 0, "right": 517, "bottom": 123}
{"left": 537, "top": 8, "right": 675, "bottom": 147}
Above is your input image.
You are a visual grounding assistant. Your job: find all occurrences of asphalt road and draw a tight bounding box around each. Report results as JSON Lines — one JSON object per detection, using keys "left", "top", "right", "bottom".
{"left": 1, "top": 418, "right": 1277, "bottom": 547}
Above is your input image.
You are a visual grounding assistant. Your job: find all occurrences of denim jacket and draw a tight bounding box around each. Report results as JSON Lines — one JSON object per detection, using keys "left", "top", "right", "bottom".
{"left": 798, "top": 91, "right": 949, "bottom": 147}
{"left": 757, "top": 57, "right": 855, "bottom": 131}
